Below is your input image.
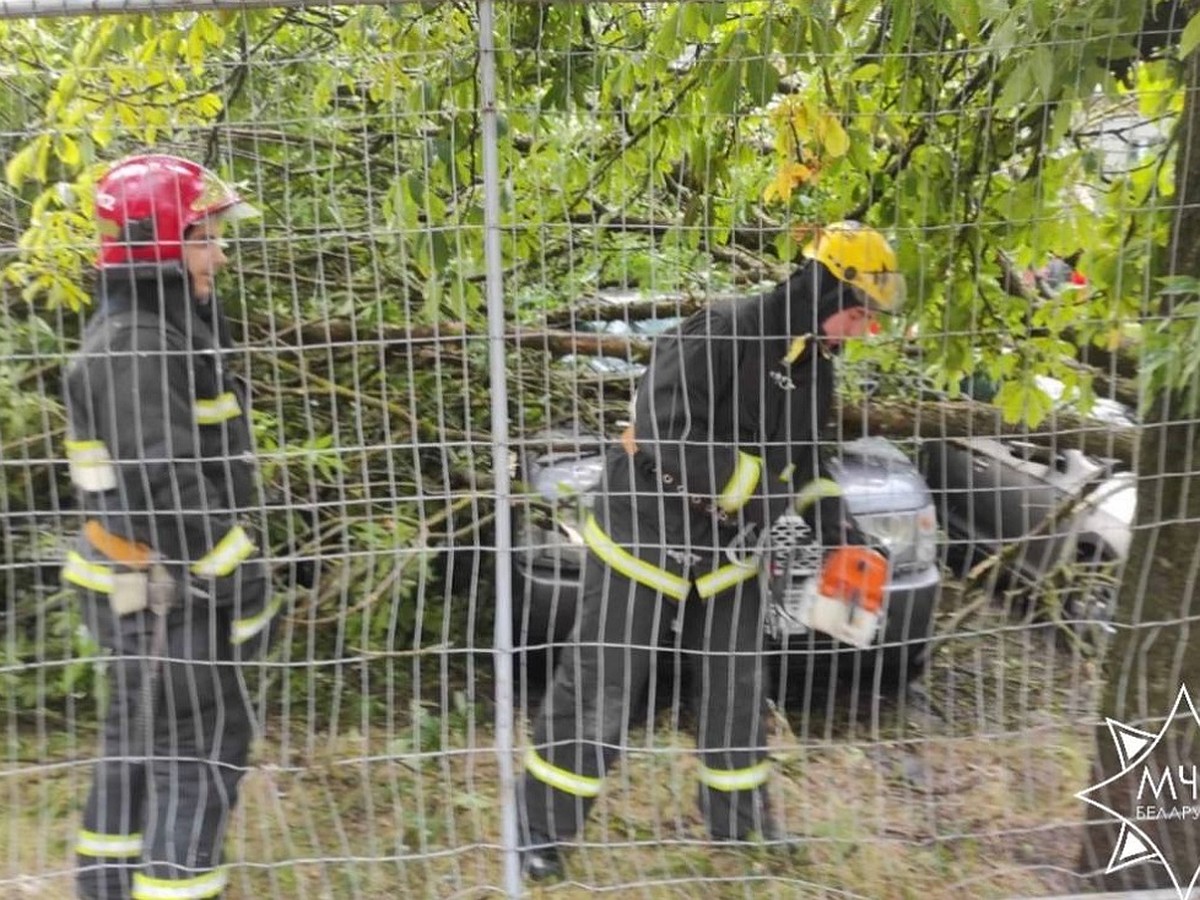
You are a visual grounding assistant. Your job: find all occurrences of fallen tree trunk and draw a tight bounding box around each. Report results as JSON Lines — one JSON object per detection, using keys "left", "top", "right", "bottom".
{"left": 244, "top": 314, "right": 1139, "bottom": 466}
{"left": 837, "top": 397, "right": 1138, "bottom": 466}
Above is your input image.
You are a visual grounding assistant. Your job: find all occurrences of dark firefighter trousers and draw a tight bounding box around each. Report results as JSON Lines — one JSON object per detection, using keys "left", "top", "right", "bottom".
{"left": 521, "top": 525, "right": 773, "bottom": 845}
{"left": 76, "top": 592, "right": 255, "bottom": 900}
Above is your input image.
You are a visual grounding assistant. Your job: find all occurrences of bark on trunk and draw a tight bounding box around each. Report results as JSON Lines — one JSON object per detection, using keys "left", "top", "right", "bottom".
{"left": 1077, "top": 9, "right": 1200, "bottom": 889}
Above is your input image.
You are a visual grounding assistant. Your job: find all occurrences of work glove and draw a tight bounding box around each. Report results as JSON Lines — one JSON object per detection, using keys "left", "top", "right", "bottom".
{"left": 796, "top": 545, "right": 889, "bottom": 648}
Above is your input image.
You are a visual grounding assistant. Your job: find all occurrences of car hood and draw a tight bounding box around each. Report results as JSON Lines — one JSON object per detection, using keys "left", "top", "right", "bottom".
{"left": 826, "top": 437, "right": 933, "bottom": 515}
{"left": 522, "top": 434, "right": 930, "bottom": 515}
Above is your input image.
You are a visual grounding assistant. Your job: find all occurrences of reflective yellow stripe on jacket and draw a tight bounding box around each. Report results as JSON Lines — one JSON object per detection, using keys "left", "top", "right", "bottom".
{"left": 697, "top": 759, "right": 771, "bottom": 792}
{"left": 193, "top": 392, "right": 241, "bottom": 425}
{"left": 75, "top": 829, "right": 142, "bottom": 858}
{"left": 62, "top": 552, "right": 115, "bottom": 594}
{"left": 524, "top": 747, "right": 602, "bottom": 798}
{"left": 65, "top": 439, "right": 118, "bottom": 493}
{"left": 132, "top": 868, "right": 228, "bottom": 900}
{"left": 717, "top": 452, "right": 762, "bottom": 513}
{"left": 581, "top": 515, "right": 690, "bottom": 601}
{"left": 694, "top": 559, "right": 759, "bottom": 599}
{"left": 190, "top": 526, "right": 255, "bottom": 578}
{"left": 231, "top": 594, "right": 283, "bottom": 644}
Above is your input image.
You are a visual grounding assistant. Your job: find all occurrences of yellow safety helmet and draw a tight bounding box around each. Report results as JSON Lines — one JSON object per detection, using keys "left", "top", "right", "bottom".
{"left": 803, "top": 220, "right": 906, "bottom": 313}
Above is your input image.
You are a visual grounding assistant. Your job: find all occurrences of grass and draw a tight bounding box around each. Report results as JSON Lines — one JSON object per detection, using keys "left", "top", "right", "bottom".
{"left": 2, "top": 588, "right": 1106, "bottom": 899}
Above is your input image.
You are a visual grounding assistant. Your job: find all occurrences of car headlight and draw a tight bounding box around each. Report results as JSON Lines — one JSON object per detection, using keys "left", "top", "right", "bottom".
{"left": 853, "top": 504, "right": 938, "bottom": 572}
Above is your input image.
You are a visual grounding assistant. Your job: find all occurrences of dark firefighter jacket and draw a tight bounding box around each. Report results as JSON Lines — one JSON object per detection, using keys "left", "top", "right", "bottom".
{"left": 61, "top": 266, "right": 273, "bottom": 640}
{"left": 588, "top": 261, "right": 862, "bottom": 600}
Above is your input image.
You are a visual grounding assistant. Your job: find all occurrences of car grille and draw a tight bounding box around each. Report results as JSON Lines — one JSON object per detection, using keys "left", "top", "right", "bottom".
{"left": 767, "top": 516, "right": 823, "bottom": 579}
{"left": 768, "top": 514, "right": 926, "bottom": 578}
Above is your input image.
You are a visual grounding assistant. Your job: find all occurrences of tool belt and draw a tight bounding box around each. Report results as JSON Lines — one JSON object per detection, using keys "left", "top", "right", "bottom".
{"left": 83, "top": 520, "right": 175, "bottom": 617}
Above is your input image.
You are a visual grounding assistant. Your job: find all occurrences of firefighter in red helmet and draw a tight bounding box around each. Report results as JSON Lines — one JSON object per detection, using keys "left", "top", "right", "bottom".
{"left": 64, "top": 154, "right": 279, "bottom": 900}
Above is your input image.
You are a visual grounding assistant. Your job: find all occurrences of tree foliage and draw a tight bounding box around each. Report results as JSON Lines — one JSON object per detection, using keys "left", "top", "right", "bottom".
{"left": 1, "top": 0, "right": 1197, "bottom": 708}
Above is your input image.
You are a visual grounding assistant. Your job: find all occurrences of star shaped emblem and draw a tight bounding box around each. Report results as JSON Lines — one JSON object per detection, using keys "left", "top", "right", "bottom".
{"left": 1076, "top": 684, "right": 1200, "bottom": 900}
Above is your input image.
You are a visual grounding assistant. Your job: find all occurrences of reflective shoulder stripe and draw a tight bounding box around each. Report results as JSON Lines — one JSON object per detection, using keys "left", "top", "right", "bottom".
{"left": 132, "top": 868, "right": 228, "bottom": 900}
{"left": 694, "top": 560, "right": 759, "bottom": 599}
{"left": 190, "top": 525, "right": 256, "bottom": 577}
{"left": 62, "top": 552, "right": 115, "bottom": 594}
{"left": 793, "top": 477, "right": 843, "bottom": 513}
{"left": 524, "top": 747, "right": 602, "bottom": 798}
{"left": 65, "top": 439, "right": 117, "bottom": 493}
{"left": 581, "top": 515, "right": 690, "bottom": 601}
{"left": 717, "top": 452, "right": 763, "bottom": 513}
{"left": 697, "top": 759, "right": 771, "bottom": 792}
{"left": 193, "top": 392, "right": 241, "bottom": 425}
{"left": 231, "top": 594, "right": 283, "bottom": 644}
{"left": 76, "top": 829, "right": 142, "bottom": 858}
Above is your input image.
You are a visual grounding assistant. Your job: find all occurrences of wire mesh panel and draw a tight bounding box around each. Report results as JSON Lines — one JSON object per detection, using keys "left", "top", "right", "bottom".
{"left": 1, "top": 1, "right": 1198, "bottom": 899}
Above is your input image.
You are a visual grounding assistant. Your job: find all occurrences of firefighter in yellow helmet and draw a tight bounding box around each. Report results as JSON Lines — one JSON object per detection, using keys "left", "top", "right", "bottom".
{"left": 519, "top": 220, "right": 905, "bottom": 880}
{"left": 802, "top": 219, "right": 906, "bottom": 315}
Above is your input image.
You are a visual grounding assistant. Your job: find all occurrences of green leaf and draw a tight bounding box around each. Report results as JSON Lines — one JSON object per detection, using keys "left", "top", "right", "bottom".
{"left": 709, "top": 59, "right": 743, "bottom": 117}
{"left": 651, "top": 6, "right": 682, "bottom": 60}
{"left": 5, "top": 142, "right": 39, "bottom": 187}
{"left": 1031, "top": 45, "right": 1054, "bottom": 98}
{"left": 996, "top": 62, "right": 1033, "bottom": 109}
{"left": 742, "top": 57, "right": 779, "bottom": 108}
{"left": 195, "top": 93, "right": 223, "bottom": 117}
{"left": 941, "top": 0, "right": 981, "bottom": 41}
{"left": 54, "top": 134, "right": 80, "bottom": 168}
{"left": 889, "top": 0, "right": 914, "bottom": 53}
{"left": 1181, "top": 10, "right": 1200, "bottom": 59}
{"left": 995, "top": 379, "right": 1054, "bottom": 428}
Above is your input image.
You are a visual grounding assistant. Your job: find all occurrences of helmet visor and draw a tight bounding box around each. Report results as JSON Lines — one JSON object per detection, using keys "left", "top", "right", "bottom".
{"left": 853, "top": 271, "right": 906, "bottom": 314}
{"left": 217, "top": 200, "right": 260, "bottom": 222}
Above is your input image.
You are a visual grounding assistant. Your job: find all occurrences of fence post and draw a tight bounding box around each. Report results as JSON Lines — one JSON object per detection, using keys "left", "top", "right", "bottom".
{"left": 476, "top": 0, "right": 522, "bottom": 896}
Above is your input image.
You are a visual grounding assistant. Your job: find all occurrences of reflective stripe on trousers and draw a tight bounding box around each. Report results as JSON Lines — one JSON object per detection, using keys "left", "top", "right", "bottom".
{"left": 132, "top": 868, "right": 228, "bottom": 899}
{"left": 76, "top": 829, "right": 142, "bottom": 858}
{"left": 524, "top": 747, "right": 603, "bottom": 798}
{"left": 697, "top": 759, "right": 771, "bottom": 792}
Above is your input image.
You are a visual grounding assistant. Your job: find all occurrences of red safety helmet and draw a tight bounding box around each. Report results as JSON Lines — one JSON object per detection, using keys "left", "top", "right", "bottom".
{"left": 94, "top": 154, "right": 257, "bottom": 268}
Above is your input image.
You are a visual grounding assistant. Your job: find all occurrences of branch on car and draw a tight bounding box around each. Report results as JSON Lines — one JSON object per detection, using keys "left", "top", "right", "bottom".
{"left": 837, "top": 398, "right": 1138, "bottom": 467}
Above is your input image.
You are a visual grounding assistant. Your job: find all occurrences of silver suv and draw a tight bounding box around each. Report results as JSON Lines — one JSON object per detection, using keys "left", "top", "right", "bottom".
{"left": 512, "top": 434, "right": 942, "bottom": 696}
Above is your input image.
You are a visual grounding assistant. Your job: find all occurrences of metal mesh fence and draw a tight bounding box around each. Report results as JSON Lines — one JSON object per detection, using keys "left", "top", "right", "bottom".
{"left": 1, "top": 1, "right": 1198, "bottom": 898}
